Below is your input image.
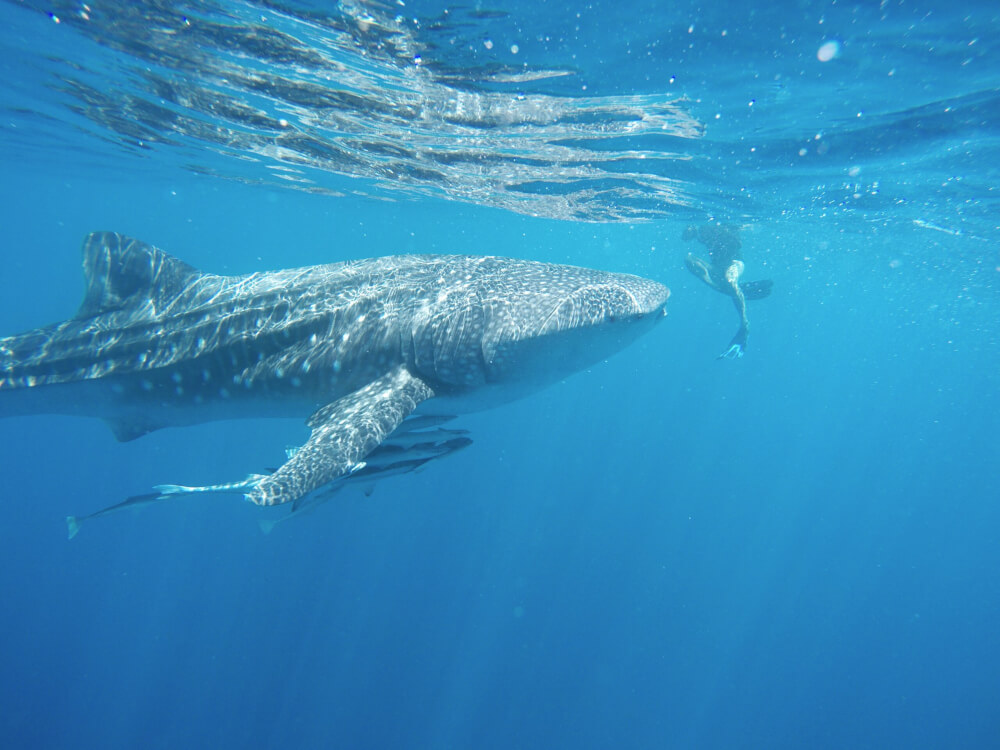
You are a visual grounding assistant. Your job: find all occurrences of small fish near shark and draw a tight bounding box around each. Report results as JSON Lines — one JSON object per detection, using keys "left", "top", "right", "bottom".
{"left": 0, "top": 232, "right": 670, "bottom": 536}
{"left": 66, "top": 422, "right": 473, "bottom": 539}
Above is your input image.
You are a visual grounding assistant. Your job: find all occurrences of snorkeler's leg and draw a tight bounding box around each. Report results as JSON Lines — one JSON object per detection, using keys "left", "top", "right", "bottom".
{"left": 719, "top": 274, "right": 750, "bottom": 359}
{"left": 684, "top": 253, "right": 718, "bottom": 290}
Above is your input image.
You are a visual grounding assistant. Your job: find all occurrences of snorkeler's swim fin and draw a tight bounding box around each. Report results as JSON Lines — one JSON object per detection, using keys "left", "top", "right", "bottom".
{"left": 740, "top": 279, "right": 773, "bottom": 300}
{"left": 718, "top": 326, "right": 748, "bottom": 360}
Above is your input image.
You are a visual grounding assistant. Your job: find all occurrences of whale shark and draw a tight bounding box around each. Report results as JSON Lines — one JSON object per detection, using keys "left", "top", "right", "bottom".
{"left": 0, "top": 232, "right": 669, "bottom": 525}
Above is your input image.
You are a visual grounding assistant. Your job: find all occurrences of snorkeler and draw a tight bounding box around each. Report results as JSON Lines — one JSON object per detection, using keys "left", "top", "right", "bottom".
{"left": 682, "top": 223, "right": 773, "bottom": 359}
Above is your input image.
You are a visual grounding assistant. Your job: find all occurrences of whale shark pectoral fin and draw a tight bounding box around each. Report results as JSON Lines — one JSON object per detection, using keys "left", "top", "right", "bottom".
{"left": 247, "top": 366, "right": 436, "bottom": 507}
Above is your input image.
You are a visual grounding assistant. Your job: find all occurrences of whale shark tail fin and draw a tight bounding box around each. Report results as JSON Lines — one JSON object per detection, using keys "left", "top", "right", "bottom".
{"left": 77, "top": 232, "right": 205, "bottom": 319}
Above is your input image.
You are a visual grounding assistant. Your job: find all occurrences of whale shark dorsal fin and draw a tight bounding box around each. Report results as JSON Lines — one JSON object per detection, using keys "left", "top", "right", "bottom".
{"left": 77, "top": 232, "right": 203, "bottom": 318}
{"left": 247, "top": 366, "right": 435, "bottom": 507}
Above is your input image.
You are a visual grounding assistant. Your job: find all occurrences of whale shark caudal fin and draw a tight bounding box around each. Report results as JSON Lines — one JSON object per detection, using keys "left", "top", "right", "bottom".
{"left": 247, "top": 365, "right": 436, "bottom": 507}
{"left": 76, "top": 232, "right": 204, "bottom": 319}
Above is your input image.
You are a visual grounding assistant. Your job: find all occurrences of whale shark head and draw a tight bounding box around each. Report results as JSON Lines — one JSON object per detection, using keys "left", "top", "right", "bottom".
{"left": 408, "top": 257, "right": 669, "bottom": 398}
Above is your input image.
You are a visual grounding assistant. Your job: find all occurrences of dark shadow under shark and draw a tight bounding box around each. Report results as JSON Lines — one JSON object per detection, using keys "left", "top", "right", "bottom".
{"left": 0, "top": 232, "right": 669, "bottom": 532}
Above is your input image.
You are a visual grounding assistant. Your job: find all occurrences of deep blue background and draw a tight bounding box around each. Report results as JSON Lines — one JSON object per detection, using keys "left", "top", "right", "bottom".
{"left": 2, "top": 1, "right": 999, "bottom": 748}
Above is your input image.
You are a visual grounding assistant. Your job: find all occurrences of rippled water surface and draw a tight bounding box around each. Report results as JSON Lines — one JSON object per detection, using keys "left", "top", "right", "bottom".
{"left": 4, "top": 0, "right": 998, "bottom": 233}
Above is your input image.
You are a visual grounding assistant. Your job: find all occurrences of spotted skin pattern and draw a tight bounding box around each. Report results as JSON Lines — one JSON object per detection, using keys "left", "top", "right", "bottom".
{"left": 1, "top": 232, "right": 669, "bottom": 508}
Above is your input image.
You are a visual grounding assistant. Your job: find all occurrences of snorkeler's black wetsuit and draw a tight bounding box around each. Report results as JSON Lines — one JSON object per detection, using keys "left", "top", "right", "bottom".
{"left": 683, "top": 223, "right": 772, "bottom": 359}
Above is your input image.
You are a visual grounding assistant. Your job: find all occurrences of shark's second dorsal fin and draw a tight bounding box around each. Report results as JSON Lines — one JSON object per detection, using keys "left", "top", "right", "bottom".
{"left": 77, "top": 232, "right": 202, "bottom": 318}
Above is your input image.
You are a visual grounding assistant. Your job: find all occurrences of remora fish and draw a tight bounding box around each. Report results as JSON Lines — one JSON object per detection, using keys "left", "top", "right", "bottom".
{"left": 65, "top": 422, "right": 473, "bottom": 538}
{"left": 0, "top": 232, "right": 668, "bottom": 526}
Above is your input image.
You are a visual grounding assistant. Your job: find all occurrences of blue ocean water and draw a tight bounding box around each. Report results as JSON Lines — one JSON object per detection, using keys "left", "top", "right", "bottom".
{"left": 1, "top": 1, "right": 998, "bottom": 748}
